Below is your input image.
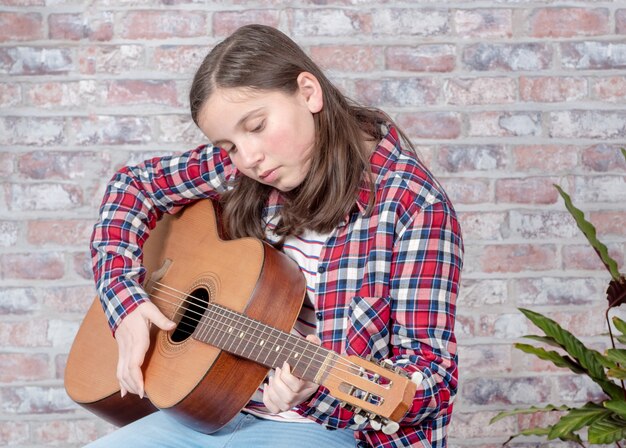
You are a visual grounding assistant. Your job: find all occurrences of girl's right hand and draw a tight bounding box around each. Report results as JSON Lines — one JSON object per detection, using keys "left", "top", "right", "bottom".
{"left": 114, "top": 301, "right": 176, "bottom": 398}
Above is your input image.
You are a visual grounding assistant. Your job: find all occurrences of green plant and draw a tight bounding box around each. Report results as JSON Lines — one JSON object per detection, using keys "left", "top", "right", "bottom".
{"left": 490, "top": 148, "right": 626, "bottom": 446}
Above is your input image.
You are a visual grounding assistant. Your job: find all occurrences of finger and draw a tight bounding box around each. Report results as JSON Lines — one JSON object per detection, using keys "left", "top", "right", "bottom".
{"left": 273, "top": 366, "right": 302, "bottom": 403}
{"left": 278, "top": 362, "right": 304, "bottom": 393}
{"left": 116, "top": 336, "right": 147, "bottom": 396}
{"left": 305, "top": 334, "right": 322, "bottom": 345}
{"left": 125, "top": 334, "right": 150, "bottom": 397}
{"left": 263, "top": 376, "right": 281, "bottom": 413}
{"left": 143, "top": 302, "right": 176, "bottom": 331}
{"left": 117, "top": 345, "right": 136, "bottom": 395}
{"left": 117, "top": 355, "right": 139, "bottom": 396}
{"left": 128, "top": 365, "right": 144, "bottom": 398}
{"left": 118, "top": 373, "right": 136, "bottom": 397}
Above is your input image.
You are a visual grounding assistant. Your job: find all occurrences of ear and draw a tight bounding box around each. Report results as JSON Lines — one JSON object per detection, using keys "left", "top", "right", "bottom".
{"left": 296, "top": 72, "right": 323, "bottom": 113}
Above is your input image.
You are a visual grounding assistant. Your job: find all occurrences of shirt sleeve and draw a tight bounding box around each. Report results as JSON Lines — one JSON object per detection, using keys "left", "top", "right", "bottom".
{"left": 386, "top": 198, "right": 462, "bottom": 424}
{"left": 90, "top": 144, "right": 236, "bottom": 334}
{"left": 294, "top": 197, "right": 463, "bottom": 440}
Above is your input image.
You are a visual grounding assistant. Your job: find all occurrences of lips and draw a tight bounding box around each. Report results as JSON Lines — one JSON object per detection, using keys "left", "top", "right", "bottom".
{"left": 259, "top": 168, "right": 277, "bottom": 180}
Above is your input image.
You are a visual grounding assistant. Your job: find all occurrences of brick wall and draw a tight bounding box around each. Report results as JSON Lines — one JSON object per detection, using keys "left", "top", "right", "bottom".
{"left": 1, "top": 1, "right": 625, "bottom": 446}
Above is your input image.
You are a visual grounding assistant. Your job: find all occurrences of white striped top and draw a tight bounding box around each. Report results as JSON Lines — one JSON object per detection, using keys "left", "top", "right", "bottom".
{"left": 243, "top": 227, "right": 330, "bottom": 422}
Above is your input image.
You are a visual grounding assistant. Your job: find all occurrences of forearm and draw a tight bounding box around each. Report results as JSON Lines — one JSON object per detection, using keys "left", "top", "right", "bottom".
{"left": 90, "top": 145, "right": 233, "bottom": 333}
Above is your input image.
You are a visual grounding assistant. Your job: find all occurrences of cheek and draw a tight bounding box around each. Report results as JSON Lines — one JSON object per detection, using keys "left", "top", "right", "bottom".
{"left": 266, "top": 109, "right": 316, "bottom": 159}
{"left": 266, "top": 127, "right": 305, "bottom": 158}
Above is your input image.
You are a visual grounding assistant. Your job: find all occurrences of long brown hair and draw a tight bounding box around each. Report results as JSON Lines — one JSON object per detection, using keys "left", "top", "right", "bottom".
{"left": 190, "top": 24, "right": 396, "bottom": 239}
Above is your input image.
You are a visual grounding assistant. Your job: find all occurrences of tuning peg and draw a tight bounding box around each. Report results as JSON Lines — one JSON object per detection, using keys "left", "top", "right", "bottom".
{"left": 382, "top": 420, "right": 400, "bottom": 434}
{"left": 353, "top": 408, "right": 368, "bottom": 425}
{"left": 340, "top": 402, "right": 356, "bottom": 413}
{"left": 411, "top": 371, "right": 423, "bottom": 385}
{"left": 370, "top": 417, "right": 382, "bottom": 431}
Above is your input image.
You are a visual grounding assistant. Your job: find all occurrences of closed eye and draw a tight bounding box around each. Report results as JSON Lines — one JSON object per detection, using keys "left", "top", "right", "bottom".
{"left": 250, "top": 120, "right": 265, "bottom": 133}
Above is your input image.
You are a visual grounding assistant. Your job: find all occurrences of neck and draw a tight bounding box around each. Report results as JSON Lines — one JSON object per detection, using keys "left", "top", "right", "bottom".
{"left": 194, "top": 302, "right": 335, "bottom": 383}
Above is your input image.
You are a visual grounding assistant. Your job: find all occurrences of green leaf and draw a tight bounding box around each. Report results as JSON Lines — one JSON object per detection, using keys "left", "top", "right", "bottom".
{"left": 503, "top": 427, "right": 552, "bottom": 445}
{"left": 502, "top": 425, "right": 585, "bottom": 445}
{"left": 588, "top": 415, "right": 626, "bottom": 444}
{"left": 595, "top": 351, "right": 618, "bottom": 370}
{"left": 519, "top": 308, "right": 623, "bottom": 399}
{"left": 607, "top": 368, "right": 626, "bottom": 380}
{"left": 554, "top": 184, "right": 621, "bottom": 281}
{"left": 548, "top": 402, "right": 611, "bottom": 440}
{"left": 522, "top": 334, "right": 564, "bottom": 349}
{"left": 604, "top": 399, "right": 626, "bottom": 419}
{"left": 613, "top": 316, "right": 626, "bottom": 336}
{"left": 514, "top": 343, "right": 585, "bottom": 373}
{"left": 607, "top": 348, "right": 626, "bottom": 366}
{"left": 490, "top": 404, "right": 570, "bottom": 424}
{"left": 622, "top": 147, "right": 626, "bottom": 162}
{"left": 603, "top": 348, "right": 626, "bottom": 377}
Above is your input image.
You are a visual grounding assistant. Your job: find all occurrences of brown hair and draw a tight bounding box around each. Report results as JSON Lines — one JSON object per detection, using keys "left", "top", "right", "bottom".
{"left": 190, "top": 24, "right": 401, "bottom": 239}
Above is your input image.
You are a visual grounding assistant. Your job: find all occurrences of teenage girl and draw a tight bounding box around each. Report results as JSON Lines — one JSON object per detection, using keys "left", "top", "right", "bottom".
{"left": 86, "top": 24, "right": 463, "bottom": 448}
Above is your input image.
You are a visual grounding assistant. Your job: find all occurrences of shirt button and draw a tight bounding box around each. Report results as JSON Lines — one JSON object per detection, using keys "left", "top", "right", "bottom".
{"left": 317, "top": 265, "right": 326, "bottom": 274}
{"left": 315, "top": 312, "right": 323, "bottom": 320}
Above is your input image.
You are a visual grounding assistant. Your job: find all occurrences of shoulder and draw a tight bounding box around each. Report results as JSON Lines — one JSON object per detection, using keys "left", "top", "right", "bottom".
{"left": 371, "top": 130, "right": 452, "bottom": 217}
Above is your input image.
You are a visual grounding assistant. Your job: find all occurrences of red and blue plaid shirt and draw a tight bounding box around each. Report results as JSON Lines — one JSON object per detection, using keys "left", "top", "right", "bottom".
{"left": 91, "top": 126, "right": 463, "bottom": 447}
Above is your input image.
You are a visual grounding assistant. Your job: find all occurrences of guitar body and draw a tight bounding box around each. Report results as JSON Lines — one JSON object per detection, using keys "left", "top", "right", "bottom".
{"left": 65, "top": 200, "right": 307, "bottom": 432}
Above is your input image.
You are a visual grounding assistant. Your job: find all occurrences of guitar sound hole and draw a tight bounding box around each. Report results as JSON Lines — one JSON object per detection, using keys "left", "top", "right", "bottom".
{"left": 170, "top": 287, "right": 210, "bottom": 343}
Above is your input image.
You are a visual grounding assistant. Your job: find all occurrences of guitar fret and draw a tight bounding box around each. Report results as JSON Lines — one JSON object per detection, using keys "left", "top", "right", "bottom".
{"left": 247, "top": 318, "right": 266, "bottom": 362}
{"left": 206, "top": 305, "right": 219, "bottom": 345}
{"left": 194, "top": 304, "right": 334, "bottom": 384}
{"left": 208, "top": 305, "right": 226, "bottom": 348}
{"left": 216, "top": 307, "right": 233, "bottom": 350}
{"left": 266, "top": 326, "right": 285, "bottom": 367}
{"left": 230, "top": 312, "right": 248, "bottom": 355}
{"left": 259, "top": 325, "right": 276, "bottom": 366}
{"left": 238, "top": 315, "right": 255, "bottom": 359}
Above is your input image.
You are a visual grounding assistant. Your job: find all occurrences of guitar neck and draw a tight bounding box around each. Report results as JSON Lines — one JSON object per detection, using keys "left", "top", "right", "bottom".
{"left": 194, "top": 303, "right": 336, "bottom": 384}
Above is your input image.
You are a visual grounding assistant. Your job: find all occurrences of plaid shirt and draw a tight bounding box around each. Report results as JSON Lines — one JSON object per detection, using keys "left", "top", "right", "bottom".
{"left": 91, "top": 126, "right": 463, "bottom": 448}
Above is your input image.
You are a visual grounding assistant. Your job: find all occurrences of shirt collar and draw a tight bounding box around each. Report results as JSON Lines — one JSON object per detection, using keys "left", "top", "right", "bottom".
{"left": 355, "top": 124, "right": 401, "bottom": 214}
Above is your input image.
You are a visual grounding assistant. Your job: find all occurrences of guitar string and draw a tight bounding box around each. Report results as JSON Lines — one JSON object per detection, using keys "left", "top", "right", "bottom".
{"left": 147, "top": 281, "right": 393, "bottom": 399}
{"left": 151, "top": 281, "right": 356, "bottom": 372}
{"left": 149, "top": 283, "right": 377, "bottom": 382}
{"left": 150, "top": 281, "right": 383, "bottom": 382}
{"left": 148, "top": 288, "right": 385, "bottom": 407}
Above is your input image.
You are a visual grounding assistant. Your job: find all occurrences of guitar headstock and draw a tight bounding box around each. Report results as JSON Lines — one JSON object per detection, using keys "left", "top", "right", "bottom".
{"left": 320, "top": 354, "right": 417, "bottom": 434}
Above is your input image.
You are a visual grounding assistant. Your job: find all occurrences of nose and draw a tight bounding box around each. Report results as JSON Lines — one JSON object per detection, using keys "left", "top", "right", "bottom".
{"left": 237, "top": 142, "right": 264, "bottom": 170}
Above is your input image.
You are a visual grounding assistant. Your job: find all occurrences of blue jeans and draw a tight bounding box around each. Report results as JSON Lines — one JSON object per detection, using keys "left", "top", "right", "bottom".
{"left": 85, "top": 411, "right": 356, "bottom": 447}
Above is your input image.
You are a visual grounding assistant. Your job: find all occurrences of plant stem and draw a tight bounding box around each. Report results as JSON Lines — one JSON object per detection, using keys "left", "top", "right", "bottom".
{"left": 605, "top": 308, "right": 626, "bottom": 400}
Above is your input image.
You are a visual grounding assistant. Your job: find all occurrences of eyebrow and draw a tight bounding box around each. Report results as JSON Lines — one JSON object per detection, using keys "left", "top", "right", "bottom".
{"left": 211, "top": 107, "right": 264, "bottom": 146}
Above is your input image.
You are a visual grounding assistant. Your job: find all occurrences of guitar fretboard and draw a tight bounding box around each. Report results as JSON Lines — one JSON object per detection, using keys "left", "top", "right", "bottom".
{"left": 194, "top": 303, "right": 336, "bottom": 383}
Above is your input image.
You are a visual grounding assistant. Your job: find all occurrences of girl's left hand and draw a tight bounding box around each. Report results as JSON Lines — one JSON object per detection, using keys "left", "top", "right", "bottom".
{"left": 262, "top": 334, "right": 321, "bottom": 413}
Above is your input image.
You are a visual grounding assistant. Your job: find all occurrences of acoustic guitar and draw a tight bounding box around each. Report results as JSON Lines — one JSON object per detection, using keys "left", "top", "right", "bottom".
{"left": 64, "top": 200, "right": 416, "bottom": 435}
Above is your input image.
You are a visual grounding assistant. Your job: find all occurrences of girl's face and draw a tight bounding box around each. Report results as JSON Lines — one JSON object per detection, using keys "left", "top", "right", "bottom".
{"left": 197, "top": 72, "right": 323, "bottom": 192}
